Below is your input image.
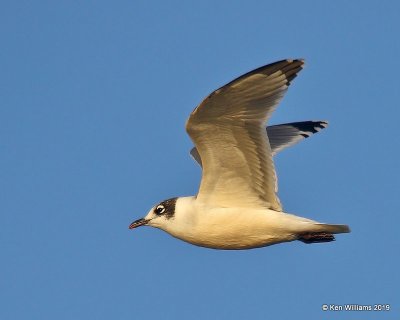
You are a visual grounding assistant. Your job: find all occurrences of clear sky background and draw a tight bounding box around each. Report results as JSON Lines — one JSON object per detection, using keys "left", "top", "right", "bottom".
{"left": 1, "top": 1, "right": 399, "bottom": 319}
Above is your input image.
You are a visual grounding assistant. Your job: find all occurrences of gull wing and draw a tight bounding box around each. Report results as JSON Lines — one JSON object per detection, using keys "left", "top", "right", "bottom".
{"left": 267, "top": 121, "right": 328, "bottom": 155}
{"left": 186, "top": 59, "right": 304, "bottom": 210}
{"left": 190, "top": 120, "right": 328, "bottom": 166}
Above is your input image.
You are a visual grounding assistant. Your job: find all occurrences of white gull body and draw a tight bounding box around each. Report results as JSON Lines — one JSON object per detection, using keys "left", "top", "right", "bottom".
{"left": 130, "top": 59, "right": 350, "bottom": 250}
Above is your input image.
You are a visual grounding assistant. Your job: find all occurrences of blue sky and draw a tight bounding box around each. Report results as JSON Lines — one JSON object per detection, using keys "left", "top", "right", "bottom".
{"left": 1, "top": 1, "right": 399, "bottom": 319}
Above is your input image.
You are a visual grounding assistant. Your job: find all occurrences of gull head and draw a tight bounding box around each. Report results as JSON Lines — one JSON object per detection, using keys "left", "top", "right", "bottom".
{"left": 129, "top": 197, "right": 178, "bottom": 230}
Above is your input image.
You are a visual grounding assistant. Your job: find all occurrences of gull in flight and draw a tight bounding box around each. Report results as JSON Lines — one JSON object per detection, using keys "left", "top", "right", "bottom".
{"left": 129, "top": 59, "right": 350, "bottom": 249}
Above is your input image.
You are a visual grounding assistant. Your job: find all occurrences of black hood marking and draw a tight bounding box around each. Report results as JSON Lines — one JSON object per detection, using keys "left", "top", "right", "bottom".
{"left": 155, "top": 197, "right": 177, "bottom": 219}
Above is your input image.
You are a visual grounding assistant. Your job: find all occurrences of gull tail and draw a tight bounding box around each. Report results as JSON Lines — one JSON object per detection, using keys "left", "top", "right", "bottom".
{"left": 298, "top": 223, "right": 350, "bottom": 244}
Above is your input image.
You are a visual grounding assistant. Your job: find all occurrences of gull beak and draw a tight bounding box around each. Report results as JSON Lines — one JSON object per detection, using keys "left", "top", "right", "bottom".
{"left": 129, "top": 218, "right": 149, "bottom": 229}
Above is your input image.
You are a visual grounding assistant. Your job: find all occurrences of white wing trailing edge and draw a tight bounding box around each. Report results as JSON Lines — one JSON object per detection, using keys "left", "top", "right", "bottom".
{"left": 186, "top": 59, "right": 304, "bottom": 211}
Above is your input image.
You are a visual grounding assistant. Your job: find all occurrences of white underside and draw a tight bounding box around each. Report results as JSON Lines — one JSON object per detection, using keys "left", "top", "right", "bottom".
{"left": 149, "top": 197, "right": 338, "bottom": 250}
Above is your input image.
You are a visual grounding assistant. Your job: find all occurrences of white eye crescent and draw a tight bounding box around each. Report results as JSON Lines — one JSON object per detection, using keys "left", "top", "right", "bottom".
{"left": 155, "top": 205, "right": 166, "bottom": 215}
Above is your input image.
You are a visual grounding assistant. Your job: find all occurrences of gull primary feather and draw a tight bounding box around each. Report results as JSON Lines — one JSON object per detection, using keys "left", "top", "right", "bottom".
{"left": 129, "top": 59, "right": 350, "bottom": 250}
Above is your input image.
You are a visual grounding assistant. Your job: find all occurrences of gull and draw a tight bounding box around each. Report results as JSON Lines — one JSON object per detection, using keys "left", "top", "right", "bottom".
{"left": 129, "top": 59, "right": 350, "bottom": 250}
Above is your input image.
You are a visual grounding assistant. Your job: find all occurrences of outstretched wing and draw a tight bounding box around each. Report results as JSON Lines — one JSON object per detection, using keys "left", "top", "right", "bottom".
{"left": 190, "top": 120, "right": 328, "bottom": 166}
{"left": 186, "top": 59, "right": 304, "bottom": 210}
{"left": 267, "top": 121, "right": 328, "bottom": 155}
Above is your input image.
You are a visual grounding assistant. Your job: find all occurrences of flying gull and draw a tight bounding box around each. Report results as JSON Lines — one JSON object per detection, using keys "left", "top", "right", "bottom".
{"left": 129, "top": 59, "right": 350, "bottom": 249}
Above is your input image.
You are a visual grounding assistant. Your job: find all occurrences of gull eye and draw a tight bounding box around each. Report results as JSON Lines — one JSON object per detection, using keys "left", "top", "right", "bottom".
{"left": 154, "top": 205, "right": 166, "bottom": 215}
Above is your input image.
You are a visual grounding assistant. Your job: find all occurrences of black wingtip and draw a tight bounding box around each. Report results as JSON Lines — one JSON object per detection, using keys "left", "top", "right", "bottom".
{"left": 291, "top": 120, "right": 329, "bottom": 138}
{"left": 223, "top": 59, "right": 305, "bottom": 89}
{"left": 282, "top": 59, "right": 305, "bottom": 85}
